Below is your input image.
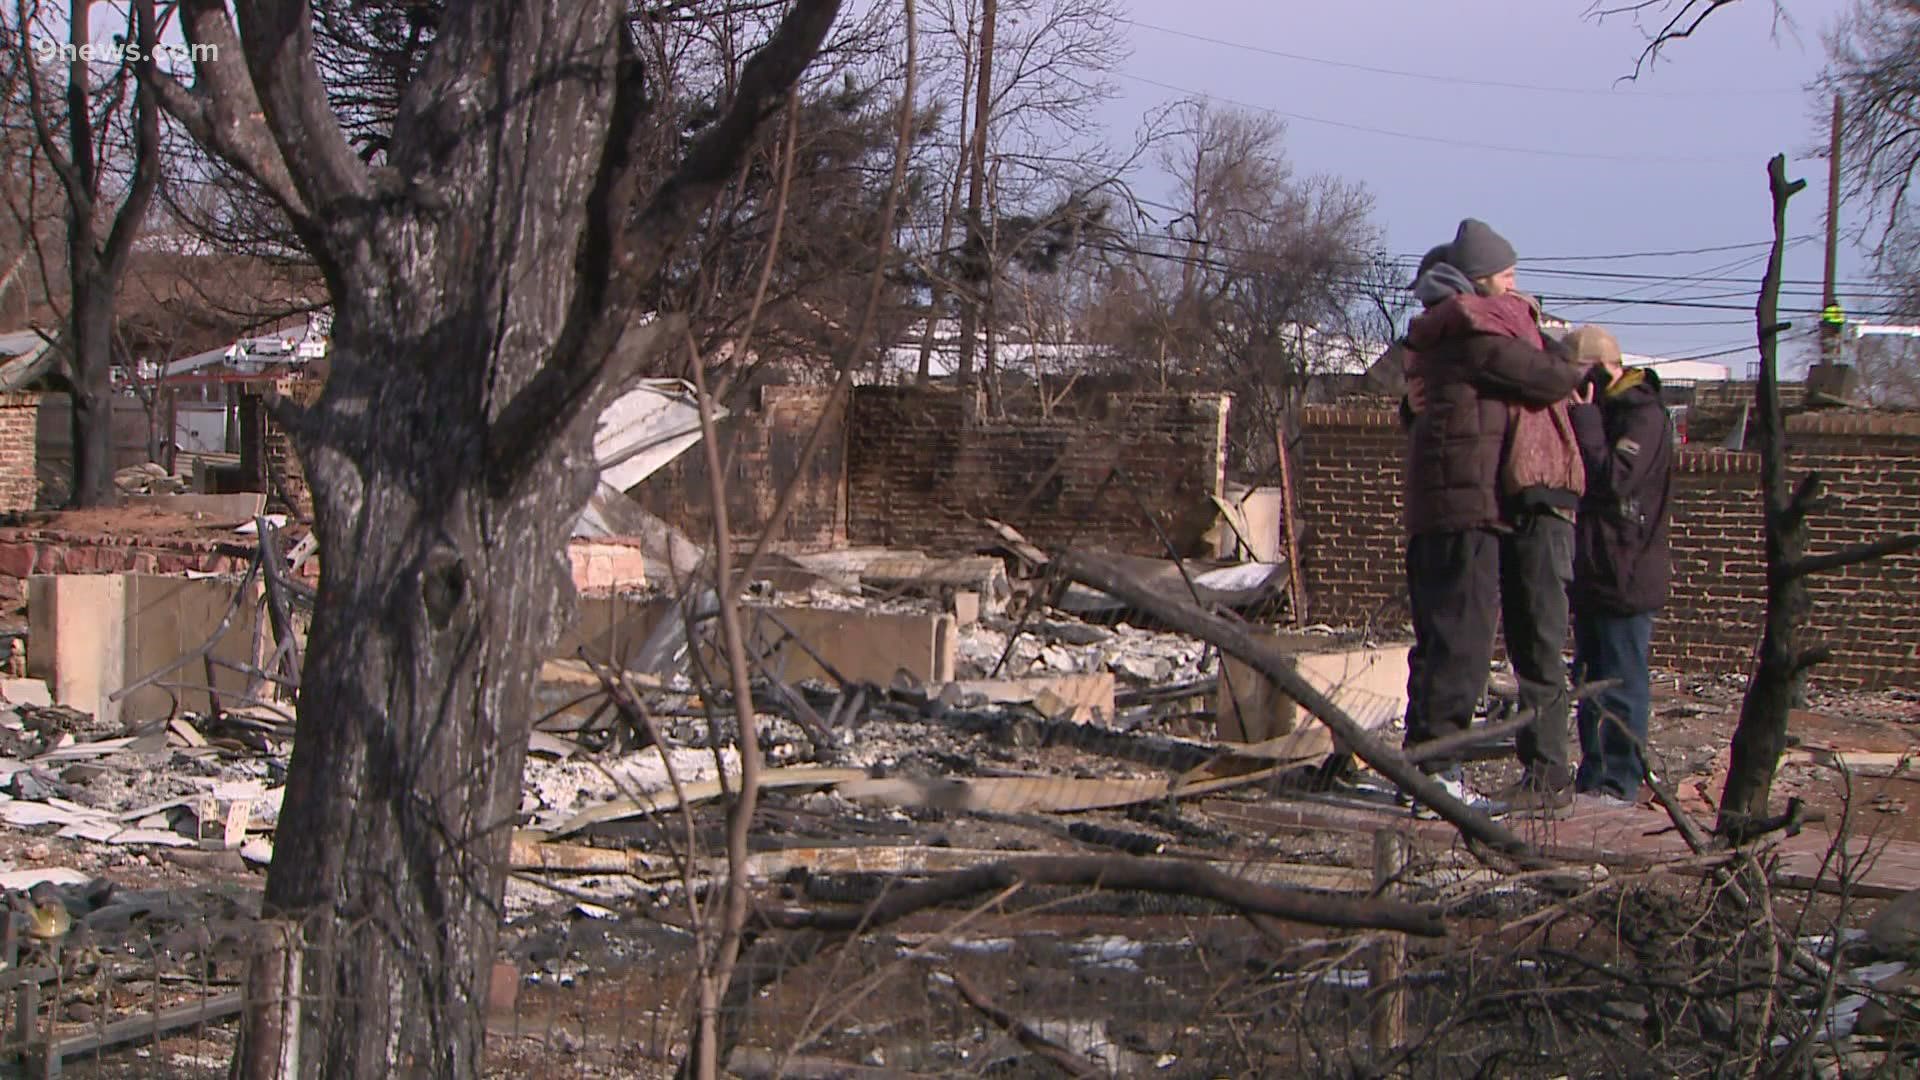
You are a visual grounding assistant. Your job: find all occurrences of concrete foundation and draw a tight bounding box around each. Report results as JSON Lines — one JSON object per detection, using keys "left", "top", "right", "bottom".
{"left": 554, "top": 597, "right": 959, "bottom": 688}
{"left": 28, "top": 573, "right": 261, "bottom": 728}
{"left": 1217, "top": 638, "right": 1410, "bottom": 758}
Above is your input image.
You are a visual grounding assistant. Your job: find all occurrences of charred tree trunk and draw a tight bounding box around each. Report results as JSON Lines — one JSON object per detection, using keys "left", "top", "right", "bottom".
{"left": 1717, "top": 156, "right": 1920, "bottom": 836}
{"left": 1718, "top": 156, "right": 1810, "bottom": 834}
{"left": 67, "top": 275, "right": 119, "bottom": 505}
{"left": 254, "top": 320, "right": 606, "bottom": 1074}
{"left": 16, "top": 1, "right": 164, "bottom": 507}
{"left": 146, "top": 2, "right": 843, "bottom": 1076}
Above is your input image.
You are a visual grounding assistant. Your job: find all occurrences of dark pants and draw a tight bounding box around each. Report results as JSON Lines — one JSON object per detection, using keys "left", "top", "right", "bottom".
{"left": 1573, "top": 610, "right": 1655, "bottom": 798}
{"left": 1404, "top": 529, "right": 1501, "bottom": 771}
{"left": 1500, "top": 512, "right": 1574, "bottom": 789}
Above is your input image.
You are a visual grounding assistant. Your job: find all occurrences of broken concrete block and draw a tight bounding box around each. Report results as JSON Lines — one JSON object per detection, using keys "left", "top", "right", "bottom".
{"left": 1217, "top": 638, "right": 1410, "bottom": 755}
{"left": 0, "top": 677, "right": 51, "bottom": 707}
{"left": 29, "top": 574, "right": 128, "bottom": 729}
{"left": 194, "top": 796, "right": 253, "bottom": 851}
{"left": 939, "top": 673, "right": 1115, "bottom": 724}
{"left": 951, "top": 590, "right": 981, "bottom": 628}
{"left": 745, "top": 606, "right": 957, "bottom": 687}
{"left": 567, "top": 540, "right": 647, "bottom": 592}
{"left": 29, "top": 573, "right": 260, "bottom": 727}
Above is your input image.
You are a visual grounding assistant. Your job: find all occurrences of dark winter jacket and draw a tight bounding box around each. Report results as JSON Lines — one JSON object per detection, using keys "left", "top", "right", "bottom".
{"left": 1569, "top": 367, "right": 1674, "bottom": 614}
{"left": 1399, "top": 295, "right": 1589, "bottom": 535}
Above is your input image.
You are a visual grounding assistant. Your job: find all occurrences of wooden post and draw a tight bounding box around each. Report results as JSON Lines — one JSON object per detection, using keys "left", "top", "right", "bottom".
{"left": 1274, "top": 425, "right": 1306, "bottom": 624}
{"left": 1370, "top": 828, "right": 1408, "bottom": 1054}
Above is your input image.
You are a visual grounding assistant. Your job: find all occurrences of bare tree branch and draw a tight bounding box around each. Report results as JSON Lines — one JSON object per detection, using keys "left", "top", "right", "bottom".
{"left": 145, "top": 0, "right": 313, "bottom": 229}
{"left": 100, "top": 0, "right": 161, "bottom": 279}
{"left": 230, "top": 0, "right": 372, "bottom": 210}
{"left": 1587, "top": 0, "right": 1784, "bottom": 79}
{"left": 1782, "top": 532, "right": 1920, "bottom": 579}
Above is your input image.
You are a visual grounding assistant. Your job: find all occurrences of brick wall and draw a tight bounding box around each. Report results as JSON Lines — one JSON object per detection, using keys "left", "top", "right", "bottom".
{"left": 844, "top": 388, "right": 1230, "bottom": 556}
{"left": 1789, "top": 412, "right": 1920, "bottom": 686}
{"left": 1292, "top": 406, "right": 1405, "bottom": 630}
{"left": 239, "top": 378, "right": 319, "bottom": 521}
{"left": 0, "top": 393, "right": 39, "bottom": 513}
{"left": 1659, "top": 450, "right": 1766, "bottom": 675}
{"left": 1293, "top": 406, "right": 1920, "bottom": 688}
{"left": 634, "top": 384, "right": 848, "bottom": 552}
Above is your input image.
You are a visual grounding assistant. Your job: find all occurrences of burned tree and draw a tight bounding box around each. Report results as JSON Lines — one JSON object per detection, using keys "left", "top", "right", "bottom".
{"left": 6, "top": 0, "right": 163, "bottom": 505}
{"left": 1716, "top": 155, "right": 1920, "bottom": 835}
{"left": 143, "top": 1, "right": 843, "bottom": 1076}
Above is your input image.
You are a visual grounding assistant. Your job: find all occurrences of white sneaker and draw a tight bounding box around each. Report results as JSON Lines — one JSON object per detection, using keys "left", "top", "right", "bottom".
{"left": 1410, "top": 770, "right": 1500, "bottom": 819}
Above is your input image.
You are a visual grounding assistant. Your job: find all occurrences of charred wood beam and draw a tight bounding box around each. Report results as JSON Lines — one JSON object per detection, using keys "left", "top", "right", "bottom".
{"left": 753, "top": 854, "right": 1444, "bottom": 938}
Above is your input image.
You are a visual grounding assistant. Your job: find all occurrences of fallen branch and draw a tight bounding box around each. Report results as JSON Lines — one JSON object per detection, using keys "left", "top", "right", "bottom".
{"left": 753, "top": 854, "right": 1444, "bottom": 937}
{"left": 1052, "top": 548, "right": 1549, "bottom": 870}
{"left": 947, "top": 969, "right": 1101, "bottom": 1078}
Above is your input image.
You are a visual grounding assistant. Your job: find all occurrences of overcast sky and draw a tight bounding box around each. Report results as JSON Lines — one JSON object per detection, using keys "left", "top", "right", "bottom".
{"left": 1102, "top": 0, "right": 1868, "bottom": 369}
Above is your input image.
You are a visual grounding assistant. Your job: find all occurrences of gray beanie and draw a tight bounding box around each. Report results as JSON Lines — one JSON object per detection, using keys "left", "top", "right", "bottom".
{"left": 1450, "top": 218, "right": 1517, "bottom": 279}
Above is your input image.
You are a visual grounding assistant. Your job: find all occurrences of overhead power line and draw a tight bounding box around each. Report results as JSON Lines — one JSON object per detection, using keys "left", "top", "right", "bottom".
{"left": 1123, "top": 19, "right": 1804, "bottom": 99}
{"left": 1116, "top": 73, "right": 1753, "bottom": 164}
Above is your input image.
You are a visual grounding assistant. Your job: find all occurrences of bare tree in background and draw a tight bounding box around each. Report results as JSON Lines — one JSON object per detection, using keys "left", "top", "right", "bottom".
{"left": 1097, "top": 100, "right": 1380, "bottom": 471}
{"left": 4, "top": 0, "right": 163, "bottom": 504}
{"left": 1820, "top": 0, "right": 1920, "bottom": 405}
{"left": 1849, "top": 333, "right": 1920, "bottom": 407}
{"left": 0, "top": 25, "right": 63, "bottom": 328}
{"left": 905, "top": 0, "right": 1129, "bottom": 393}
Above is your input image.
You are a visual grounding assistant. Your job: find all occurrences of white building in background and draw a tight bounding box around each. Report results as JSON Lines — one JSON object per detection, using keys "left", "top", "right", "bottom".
{"left": 1624, "top": 355, "right": 1732, "bottom": 384}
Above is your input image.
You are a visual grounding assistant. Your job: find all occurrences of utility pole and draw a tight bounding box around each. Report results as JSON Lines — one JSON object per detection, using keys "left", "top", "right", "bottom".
{"left": 956, "top": 0, "right": 995, "bottom": 389}
{"left": 1821, "top": 93, "right": 1845, "bottom": 368}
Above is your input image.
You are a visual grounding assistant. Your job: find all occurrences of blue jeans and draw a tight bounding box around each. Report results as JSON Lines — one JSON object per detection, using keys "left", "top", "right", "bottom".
{"left": 1572, "top": 610, "right": 1655, "bottom": 799}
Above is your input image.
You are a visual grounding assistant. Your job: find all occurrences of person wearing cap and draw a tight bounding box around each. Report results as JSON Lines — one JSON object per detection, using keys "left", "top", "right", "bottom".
{"left": 1564, "top": 325, "right": 1674, "bottom": 805}
{"left": 1396, "top": 219, "right": 1588, "bottom": 812}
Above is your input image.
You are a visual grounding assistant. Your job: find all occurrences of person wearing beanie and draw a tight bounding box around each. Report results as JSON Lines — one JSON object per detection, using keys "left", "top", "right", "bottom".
{"left": 1449, "top": 218, "right": 1519, "bottom": 281}
{"left": 1394, "top": 222, "right": 1588, "bottom": 816}
{"left": 1454, "top": 219, "right": 1587, "bottom": 814}
{"left": 1564, "top": 325, "right": 1674, "bottom": 806}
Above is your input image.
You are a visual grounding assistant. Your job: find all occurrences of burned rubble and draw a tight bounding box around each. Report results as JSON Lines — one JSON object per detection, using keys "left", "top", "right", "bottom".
{"left": 0, "top": 498, "right": 1909, "bottom": 1076}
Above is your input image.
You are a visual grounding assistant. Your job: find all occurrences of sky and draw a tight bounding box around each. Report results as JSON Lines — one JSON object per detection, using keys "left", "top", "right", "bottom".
{"left": 1101, "top": 0, "right": 1873, "bottom": 370}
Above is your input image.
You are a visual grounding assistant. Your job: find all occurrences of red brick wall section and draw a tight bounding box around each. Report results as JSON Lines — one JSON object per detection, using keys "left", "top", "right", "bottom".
{"left": 1293, "top": 406, "right": 1920, "bottom": 688}
{"left": 0, "top": 393, "right": 40, "bottom": 513}
{"left": 0, "top": 528, "right": 257, "bottom": 604}
{"left": 844, "top": 388, "right": 1231, "bottom": 557}
{"left": 634, "top": 384, "right": 848, "bottom": 552}
{"left": 239, "top": 379, "right": 319, "bottom": 521}
{"left": 1787, "top": 412, "right": 1920, "bottom": 687}
{"left": 1292, "top": 406, "right": 1405, "bottom": 631}
{"left": 1659, "top": 449, "right": 1766, "bottom": 677}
